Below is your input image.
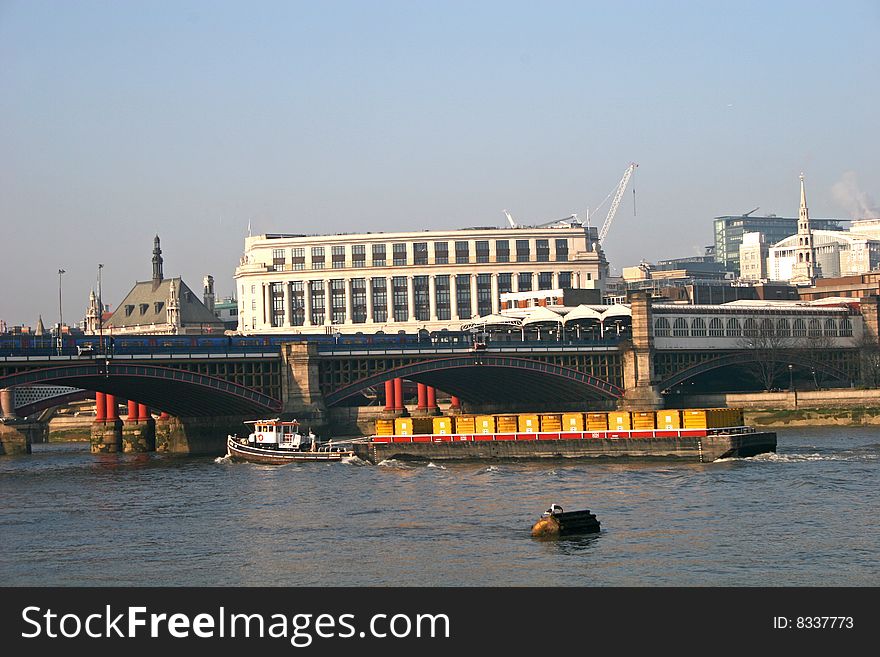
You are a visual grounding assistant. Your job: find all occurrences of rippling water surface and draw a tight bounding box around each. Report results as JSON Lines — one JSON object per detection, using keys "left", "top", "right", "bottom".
{"left": 1, "top": 427, "right": 877, "bottom": 586}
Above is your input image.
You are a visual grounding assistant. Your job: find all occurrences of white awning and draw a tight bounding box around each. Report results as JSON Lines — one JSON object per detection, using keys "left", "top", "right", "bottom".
{"left": 460, "top": 314, "right": 524, "bottom": 331}
{"left": 601, "top": 304, "right": 632, "bottom": 321}
{"left": 521, "top": 307, "right": 565, "bottom": 326}
{"left": 562, "top": 305, "right": 605, "bottom": 325}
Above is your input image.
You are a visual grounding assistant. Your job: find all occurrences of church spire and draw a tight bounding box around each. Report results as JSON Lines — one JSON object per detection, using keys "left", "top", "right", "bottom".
{"left": 790, "top": 173, "right": 820, "bottom": 285}
{"left": 152, "top": 235, "right": 164, "bottom": 284}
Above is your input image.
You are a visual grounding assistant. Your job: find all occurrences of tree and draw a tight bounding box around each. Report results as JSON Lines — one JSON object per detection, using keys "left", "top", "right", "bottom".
{"left": 737, "top": 325, "right": 792, "bottom": 391}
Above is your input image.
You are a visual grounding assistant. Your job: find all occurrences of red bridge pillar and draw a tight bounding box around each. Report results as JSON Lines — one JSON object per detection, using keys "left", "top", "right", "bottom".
{"left": 393, "top": 378, "right": 403, "bottom": 412}
{"left": 94, "top": 392, "right": 106, "bottom": 422}
{"left": 450, "top": 395, "right": 461, "bottom": 412}
{"left": 417, "top": 383, "right": 427, "bottom": 410}
{"left": 127, "top": 400, "right": 139, "bottom": 423}
{"left": 426, "top": 386, "right": 438, "bottom": 413}
{"left": 384, "top": 380, "right": 394, "bottom": 411}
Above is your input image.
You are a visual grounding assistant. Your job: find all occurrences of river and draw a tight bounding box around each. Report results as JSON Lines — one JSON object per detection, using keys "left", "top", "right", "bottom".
{"left": 1, "top": 427, "right": 877, "bottom": 586}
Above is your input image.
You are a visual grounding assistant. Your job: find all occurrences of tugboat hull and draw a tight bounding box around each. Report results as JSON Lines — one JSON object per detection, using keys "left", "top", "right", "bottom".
{"left": 226, "top": 436, "right": 353, "bottom": 464}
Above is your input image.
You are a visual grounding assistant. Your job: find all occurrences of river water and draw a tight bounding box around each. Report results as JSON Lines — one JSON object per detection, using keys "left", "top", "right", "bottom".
{"left": 1, "top": 427, "right": 877, "bottom": 586}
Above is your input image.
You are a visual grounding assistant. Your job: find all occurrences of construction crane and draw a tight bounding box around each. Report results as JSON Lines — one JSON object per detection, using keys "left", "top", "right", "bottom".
{"left": 598, "top": 162, "right": 638, "bottom": 243}
{"left": 503, "top": 210, "right": 517, "bottom": 228}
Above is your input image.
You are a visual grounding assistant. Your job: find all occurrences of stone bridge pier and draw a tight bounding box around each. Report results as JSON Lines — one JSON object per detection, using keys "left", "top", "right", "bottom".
{"left": 154, "top": 414, "right": 252, "bottom": 456}
{"left": 0, "top": 387, "right": 47, "bottom": 455}
{"left": 621, "top": 291, "right": 663, "bottom": 411}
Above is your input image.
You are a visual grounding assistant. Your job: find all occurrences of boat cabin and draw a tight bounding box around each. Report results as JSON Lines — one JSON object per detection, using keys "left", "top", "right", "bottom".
{"left": 246, "top": 419, "right": 312, "bottom": 449}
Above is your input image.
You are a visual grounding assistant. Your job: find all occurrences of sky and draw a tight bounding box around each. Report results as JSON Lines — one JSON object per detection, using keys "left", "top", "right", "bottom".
{"left": 1, "top": 0, "right": 878, "bottom": 327}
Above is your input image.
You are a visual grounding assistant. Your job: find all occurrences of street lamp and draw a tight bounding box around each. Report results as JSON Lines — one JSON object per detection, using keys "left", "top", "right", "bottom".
{"left": 57, "top": 268, "right": 66, "bottom": 354}
{"left": 97, "top": 264, "right": 104, "bottom": 349}
{"left": 788, "top": 364, "right": 793, "bottom": 391}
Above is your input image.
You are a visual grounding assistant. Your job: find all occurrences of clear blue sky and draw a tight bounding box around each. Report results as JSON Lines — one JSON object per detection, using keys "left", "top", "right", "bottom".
{"left": 1, "top": 0, "right": 878, "bottom": 327}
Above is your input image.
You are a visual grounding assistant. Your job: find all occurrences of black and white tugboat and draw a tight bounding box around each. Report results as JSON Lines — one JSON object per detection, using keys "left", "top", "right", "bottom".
{"left": 226, "top": 419, "right": 354, "bottom": 464}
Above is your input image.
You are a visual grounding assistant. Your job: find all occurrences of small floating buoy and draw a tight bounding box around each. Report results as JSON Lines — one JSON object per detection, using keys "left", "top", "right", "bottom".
{"left": 531, "top": 504, "right": 600, "bottom": 537}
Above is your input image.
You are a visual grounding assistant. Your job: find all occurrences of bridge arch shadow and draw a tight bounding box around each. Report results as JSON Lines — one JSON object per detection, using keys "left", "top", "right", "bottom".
{"left": 0, "top": 363, "right": 282, "bottom": 417}
{"left": 659, "top": 351, "right": 853, "bottom": 393}
{"left": 324, "top": 355, "right": 623, "bottom": 406}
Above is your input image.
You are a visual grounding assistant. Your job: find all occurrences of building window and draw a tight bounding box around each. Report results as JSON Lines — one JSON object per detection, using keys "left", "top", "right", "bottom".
{"left": 824, "top": 319, "right": 838, "bottom": 337}
{"left": 350, "top": 278, "right": 367, "bottom": 323}
{"left": 792, "top": 318, "right": 807, "bottom": 337}
{"left": 726, "top": 318, "right": 742, "bottom": 338}
{"left": 708, "top": 318, "right": 724, "bottom": 337}
{"left": 496, "top": 240, "right": 510, "bottom": 263}
{"left": 555, "top": 239, "right": 569, "bottom": 262}
{"left": 518, "top": 272, "right": 532, "bottom": 292}
{"left": 743, "top": 318, "right": 759, "bottom": 338}
{"left": 392, "top": 276, "right": 408, "bottom": 322}
{"left": 331, "top": 279, "right": 346, "bottom": 324}
{"left": 352, "top": 244, "right": 366, "bottom": 268}
{"left": 538, "top": 272, "right": 553, "bottom": 290}
{"left": 691, "top": 318, "right": 707, "bottom": 337}
{"left": 309, "top": 281, "right": 325, "bottom": 325}
{"left": 808, "top": 318, "right": 821, "bottom": 338}
{"left": 371, "top": 278, "right": 387, "bottom": 323}
{"left": 536, "top": 239, "right": 550, "bottom": 262}
{"left": 516, "top": 240, "right": 530, "bottom": 262}
{"left": 435, "top": 275, "right": 451, "bottom": 320}
{"left": 558, "top": 271, "right": 572, "bottom": 288}
{"left": 332, "top": 245, "right": 346, "bottom": 269}
{"left": 456, "top": 274, "right": 472, "bottom": 319}
{"left": 776, "top": 318, "right": 791, "bottom": 337}
{"left": 414, "top": 275, "right": 430, "bottom": 321}
{"left": 291, "top": 247, "right": 305, "bottom": 270}
{"left": 477, "top": 274, "right": 492, "bottom": 316}
{"left": 393, "top": 243, "right": 407, "bottom": 266}
{"left": 654, "top": 318, "right": 670, "bottom": 337}
{"left": 476, "top": 240, "right": 489, "bottom": 263}
{"left": 434, "top": 242, "right": 448, "bottom": 265}
{"left": 272, "top": 249, "right": 286, "bottom": 271}
{"left": 455, "top": 241, "right": 470, "bottom": 264}
{"left": 413, "top": 242, "right": 428, "bottom": 266}
{"left": 291, "top": 281, "right": 305, "bottom": 326}
{"left": 498, "top": 273, "right": 512, "bottom": 295}
{"left": 840, "top": 318, "right": 853, "bottom": 337}
{"left": 673, "top": 317, "right": 689, "bottom": 337}
{"left": 271, "top": 282, "right": 285, "bottom": 327}
{"left": 311, "top": 246, "right": 325, "bottom": 270}
{"left": 372, "top": 244, "right": 386, "bottom": 267}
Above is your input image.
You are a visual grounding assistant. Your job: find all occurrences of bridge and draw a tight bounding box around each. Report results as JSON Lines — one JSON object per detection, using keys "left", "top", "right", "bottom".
{"left": 1, "top": 292, "right": 873, "bottom": 455}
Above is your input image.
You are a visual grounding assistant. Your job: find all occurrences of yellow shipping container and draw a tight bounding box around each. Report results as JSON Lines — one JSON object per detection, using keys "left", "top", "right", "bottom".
{"left": 375, "top": 418, "right": 395, "bottom": 436}
{"left": 682, "top": 408, "right": 730, "bottom": 429}
{"left": 475, "top": 415, "right": 496, "bottom": 434}
{"left": 631, "top": 411, "right": 656, "bottom": 429}
{"left": 608, "top": 411, "right": 631, "bottom": 430}
{"left": 562, "top": 412, "right": 584, "bottom": 431}
{"left": 518, "top": 414, "right": 540, "bottom": 432}
{"left": 586, "top": 412, "right": 609, "bottom": 431}
{"left": 432, "top": 416, "right": 453, "bottom": 435}
{"left": 453, "top": 415, "right": 476, "bottom": 433}
{"left": 655, "top": 410, "right": 681, "bottom": 430}
{"left": 539, "top": 413, "right": 562, "bottom": 432}
{"left": 394, "top": 417, "right": 433, "bottom": 435}
{"left": 495, "top": 414, "right": 519, "bottom": 433}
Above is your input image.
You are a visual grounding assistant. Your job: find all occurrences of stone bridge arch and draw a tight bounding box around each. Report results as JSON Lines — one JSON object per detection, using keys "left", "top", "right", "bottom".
{"left": 0, "top": 363, "right": 282, "bottom": 417}
{"left": 324, "top": 355, "right": 623, "bottom": 406}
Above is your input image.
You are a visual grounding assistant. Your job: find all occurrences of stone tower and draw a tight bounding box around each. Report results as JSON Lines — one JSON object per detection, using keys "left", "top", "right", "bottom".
{"left": 152, "top": 235, "right": 164, "bottom": 285}
{"left": 166, "top": 279, "right": 180, "bottom": 332}
{"left": 790, "top": 174, "right": 821, "bottom": 285}
{"left": 85, "top": 290, "right": 100, "bottom": 334}
{"left": 203, "top": 275, "right": 216, "bottom": 314}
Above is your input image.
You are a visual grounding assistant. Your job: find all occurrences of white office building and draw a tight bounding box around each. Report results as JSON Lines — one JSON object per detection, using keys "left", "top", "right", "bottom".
{"left": 233, "top": 225, "right": 608, "bottom": 334}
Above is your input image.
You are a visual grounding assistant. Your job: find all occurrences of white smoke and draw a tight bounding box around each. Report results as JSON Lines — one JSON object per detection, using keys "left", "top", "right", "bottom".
{"left": 832, "top": 171, "right": 880, "bottom": 219}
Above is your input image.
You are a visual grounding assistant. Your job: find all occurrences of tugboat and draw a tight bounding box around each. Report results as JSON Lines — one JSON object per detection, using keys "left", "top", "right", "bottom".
{"left": 226, "top": 419, "right": 354, "bottom": 464}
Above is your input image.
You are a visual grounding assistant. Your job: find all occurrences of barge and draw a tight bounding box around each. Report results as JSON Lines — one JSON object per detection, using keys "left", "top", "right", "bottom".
{"left": 349, "top": 408, "right": 777, "bottom": 464}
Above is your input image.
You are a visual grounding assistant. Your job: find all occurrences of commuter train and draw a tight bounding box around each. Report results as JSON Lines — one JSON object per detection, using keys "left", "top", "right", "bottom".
{"left": 0, "top": 329, "right": 476, "bottom": 357}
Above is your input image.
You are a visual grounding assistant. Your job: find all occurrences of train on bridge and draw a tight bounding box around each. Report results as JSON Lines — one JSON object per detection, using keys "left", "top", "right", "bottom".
{"left": 0, "top": 330, "right": 479, "bottom": 357}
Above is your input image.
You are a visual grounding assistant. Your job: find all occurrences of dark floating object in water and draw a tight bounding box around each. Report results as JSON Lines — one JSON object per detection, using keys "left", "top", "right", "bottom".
{"left": 531, "top": 504, "right": 600, "bottom": 537}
